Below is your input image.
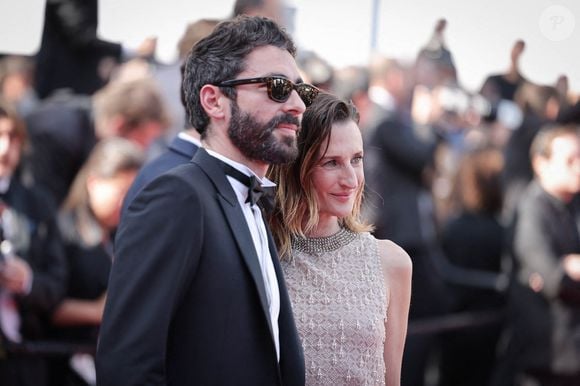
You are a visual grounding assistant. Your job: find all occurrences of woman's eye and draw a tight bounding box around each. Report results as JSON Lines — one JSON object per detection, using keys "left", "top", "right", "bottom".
{"left": 352, "top": 156, "right": 363, "bottom": 164}
{"left": 323, "top": 160, "right": 338, "bottom": 167}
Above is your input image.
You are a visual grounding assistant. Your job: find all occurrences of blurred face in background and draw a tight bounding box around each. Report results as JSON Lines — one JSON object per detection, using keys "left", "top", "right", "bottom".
{"left": 87, "top": 170, "right": 138, "bottom": 231}
{"left": 123, "top": 119, "right": 166, "bottom": 149}
{"left": 0, "top": 117, "right": 22, "bottom": 179}
{"left": 537, "top": 133, "right": 580, "bottom": 202}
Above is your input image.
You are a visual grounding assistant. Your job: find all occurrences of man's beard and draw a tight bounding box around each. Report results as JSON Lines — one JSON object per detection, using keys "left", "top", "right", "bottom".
{"left": 228, "top": 102, "right": 299, "bottom": 164}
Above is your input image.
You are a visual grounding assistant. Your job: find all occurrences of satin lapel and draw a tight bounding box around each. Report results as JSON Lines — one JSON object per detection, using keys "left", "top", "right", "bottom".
{"left": 192, "top": 149, "right": 272, "bottom": 331}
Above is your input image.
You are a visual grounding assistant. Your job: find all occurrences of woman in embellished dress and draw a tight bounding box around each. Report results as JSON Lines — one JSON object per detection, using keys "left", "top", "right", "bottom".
{"left": 268, "top": 92, "right": 412, "bottom": 385}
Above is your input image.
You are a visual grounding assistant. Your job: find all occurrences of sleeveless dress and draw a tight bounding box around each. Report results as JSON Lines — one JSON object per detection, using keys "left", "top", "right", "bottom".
{"left": 282, "top": 229, "right": 388, "bottom": 385}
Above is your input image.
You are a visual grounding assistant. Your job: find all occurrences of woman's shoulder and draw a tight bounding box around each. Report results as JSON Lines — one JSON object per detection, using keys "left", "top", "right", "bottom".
{"left": 373, "top": 237, "right": 412, "bottom": 272}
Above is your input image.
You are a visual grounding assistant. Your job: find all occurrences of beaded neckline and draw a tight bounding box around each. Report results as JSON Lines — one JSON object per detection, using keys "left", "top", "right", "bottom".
{"left": 292, "top": 227, "right": 357, "bottom": 255}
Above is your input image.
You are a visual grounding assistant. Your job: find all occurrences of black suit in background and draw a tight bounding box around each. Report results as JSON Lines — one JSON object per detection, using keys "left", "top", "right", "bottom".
{"left": 501, "top": 113, "right": 550, "bottom": 223}
{"left": 96, "top": 148, "right": 304, "bottom": 386}
{"left": 24, "top": 91, "right": 96, "bottom": 206}
{"left": 121, "top": 134, "right": 199, "bottom": 217}
{"left": 34, "top": 0, "right": 122, "bottom": 99}
{"left": 502, "top": 183, "right": 580, "bottom": 384}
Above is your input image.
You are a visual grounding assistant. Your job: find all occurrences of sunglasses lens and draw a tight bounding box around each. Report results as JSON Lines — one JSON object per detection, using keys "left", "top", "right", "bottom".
{"left": 296, "top": 84, "right": 319, "bottom": 107}
{"left": 267, "top": 78, "right": 320, "bottom": 106}
{"left": 269, "top": 78, "right": 293, "bottom": 102}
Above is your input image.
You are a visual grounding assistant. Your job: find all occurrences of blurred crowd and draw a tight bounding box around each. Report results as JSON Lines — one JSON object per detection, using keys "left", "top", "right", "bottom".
{"left": 0, "top": 0, "right": 579, "bottom": 385}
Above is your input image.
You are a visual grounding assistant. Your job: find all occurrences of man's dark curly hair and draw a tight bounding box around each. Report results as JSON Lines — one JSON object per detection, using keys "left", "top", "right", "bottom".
{"left": 181, "top": 15, "right": 296, "bottom": 137}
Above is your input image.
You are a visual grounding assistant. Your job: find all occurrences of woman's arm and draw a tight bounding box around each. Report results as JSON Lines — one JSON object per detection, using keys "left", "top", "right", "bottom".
{"left": 378, "top": 239, "right": 413, "bottom": 386}
{"left": 52, "top": 292, "right": 106, "bottom": 326}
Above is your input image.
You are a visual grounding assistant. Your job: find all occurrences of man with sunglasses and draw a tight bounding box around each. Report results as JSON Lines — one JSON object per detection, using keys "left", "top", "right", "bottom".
{"left": 96, "top": 16, "right": 318, "bottom": 386}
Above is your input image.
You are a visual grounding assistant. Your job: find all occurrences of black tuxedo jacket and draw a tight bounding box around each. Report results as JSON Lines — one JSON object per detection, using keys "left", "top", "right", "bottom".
{"left": 96, "top": 148, "right": 304, "bottom": 386}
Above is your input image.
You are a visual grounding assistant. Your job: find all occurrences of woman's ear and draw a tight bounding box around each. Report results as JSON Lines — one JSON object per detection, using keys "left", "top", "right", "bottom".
{"left": 200, "top": 84, "right": 227, "bottom": 120}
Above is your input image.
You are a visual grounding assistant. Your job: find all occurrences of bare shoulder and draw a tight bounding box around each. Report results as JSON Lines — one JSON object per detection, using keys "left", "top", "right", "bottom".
{"left": 376, "top": 238, "right": 412, "bottom": 273}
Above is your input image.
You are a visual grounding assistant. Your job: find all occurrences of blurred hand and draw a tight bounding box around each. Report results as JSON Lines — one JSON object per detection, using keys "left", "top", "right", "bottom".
{"left": 563, "top": 254, "right": 580, "bottom": 281}
{"left": 0, "top": 256, "right": 32, "bottom": 294}
{"left": 528, "top": 272, "right": 544, "bottom": 292}
{"left": 136, "top": 36, "right": 157, "bottom": 59}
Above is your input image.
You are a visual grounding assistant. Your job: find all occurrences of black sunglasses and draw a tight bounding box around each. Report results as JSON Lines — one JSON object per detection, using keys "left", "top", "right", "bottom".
{"left": 215, "top": 76, "right": 319, "bottom": 107}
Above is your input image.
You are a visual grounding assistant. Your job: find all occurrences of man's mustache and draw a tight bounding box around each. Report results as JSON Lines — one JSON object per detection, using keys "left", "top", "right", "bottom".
{"left": 270, "top": 113, "right": 300, "bottom": 130}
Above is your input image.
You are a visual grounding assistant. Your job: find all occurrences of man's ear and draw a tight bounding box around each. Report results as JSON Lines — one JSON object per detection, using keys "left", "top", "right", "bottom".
{"left": 200, "top": 84, "right": 227, "bottom": 120}
{"left": 532, "top": 154, "right": 547, "bottom": 177}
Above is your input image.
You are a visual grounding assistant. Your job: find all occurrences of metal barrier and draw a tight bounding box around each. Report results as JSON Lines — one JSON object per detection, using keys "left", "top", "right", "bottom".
{"left": 4, "top": 341, "right": 95, "bottom": 357}
{"left": 408, "top": 308, "right": 505, "bottom": 336}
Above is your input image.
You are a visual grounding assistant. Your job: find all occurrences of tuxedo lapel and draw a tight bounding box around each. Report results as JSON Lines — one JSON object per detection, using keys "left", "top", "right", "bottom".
{"left": 192, "top": 149, "right": 274, "bottom": 335}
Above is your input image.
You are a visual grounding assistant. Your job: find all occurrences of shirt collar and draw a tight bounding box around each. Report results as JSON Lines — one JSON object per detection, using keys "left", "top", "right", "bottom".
{"left": 204, "top": 148, "right": 276, "bottom": 189}
{"left": 177, "top": 131, "right": 202, "bottom": 147}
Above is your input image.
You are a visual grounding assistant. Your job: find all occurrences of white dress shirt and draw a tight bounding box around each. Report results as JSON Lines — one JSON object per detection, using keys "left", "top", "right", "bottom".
{"left": 205, "top": 149, "right": 281, "bottom": 360}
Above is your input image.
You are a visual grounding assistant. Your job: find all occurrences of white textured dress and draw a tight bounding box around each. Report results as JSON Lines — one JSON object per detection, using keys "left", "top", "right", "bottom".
{"left": 282, "top": 229, "right": 388, "bottom": 385}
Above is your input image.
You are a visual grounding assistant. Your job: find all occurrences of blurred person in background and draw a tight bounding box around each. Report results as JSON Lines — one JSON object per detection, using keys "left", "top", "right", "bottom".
{"left": 502, "top": 82, "right": 561, "bottom": 223}
{"left": 24, "top": 77, "right": 169, "bottom": 206}
{"left": 554, "top": 75, "right": 573, "bottom": 112}
{"left": 364, "top": 56, "right": 411, "bottom": 140}
{"left": 47, "top": 138, "right": 144, "bottom": 386}
{"left": 0, "top": 98, "right": 66, "bottom": 386}
{"left": 414, "top": 19, "right": 458, "bottom": 90}
{"left": 363, "top": 85, "right": 440, "bottom": 259}
{"left": 364, "top": 74, "right": 457, "bottom": 386}
{"left": 91, "top": 78, "right": 170, "bottom": 149}
{"left": 331, "top": 65, "right": 373, "bottom": 130}
{"left": 0, "top": 56, "right": 39, "bottom": 119}
{"left": 438, "top": 146, "right": 506, "bottom": 386}
{"left": 34, "top": 0, "right": 156, "bottom": 100}
{"left": 480, "top": 40, "right": 528, "bottom": 105}
{"left": 555, "top": 76, "right": 580, "bottom": 126}
{"left": 501, "top": 124, "right": 580, "bottom": 386}
{"left": 232, "top": 0, "right": 286, "bottom": 26}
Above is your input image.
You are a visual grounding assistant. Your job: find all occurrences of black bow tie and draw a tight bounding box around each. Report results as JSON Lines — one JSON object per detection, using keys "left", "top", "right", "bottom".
{"left": 219, "top": 161, "right": 276, "bottom": 212}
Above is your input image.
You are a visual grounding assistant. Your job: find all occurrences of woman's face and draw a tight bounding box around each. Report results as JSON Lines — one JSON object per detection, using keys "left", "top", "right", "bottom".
{"left": 310, "top": 119, "right": 364, "bottom": 224}
{"left": 87, "top": 170, "right": 137, "bottom": 230}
